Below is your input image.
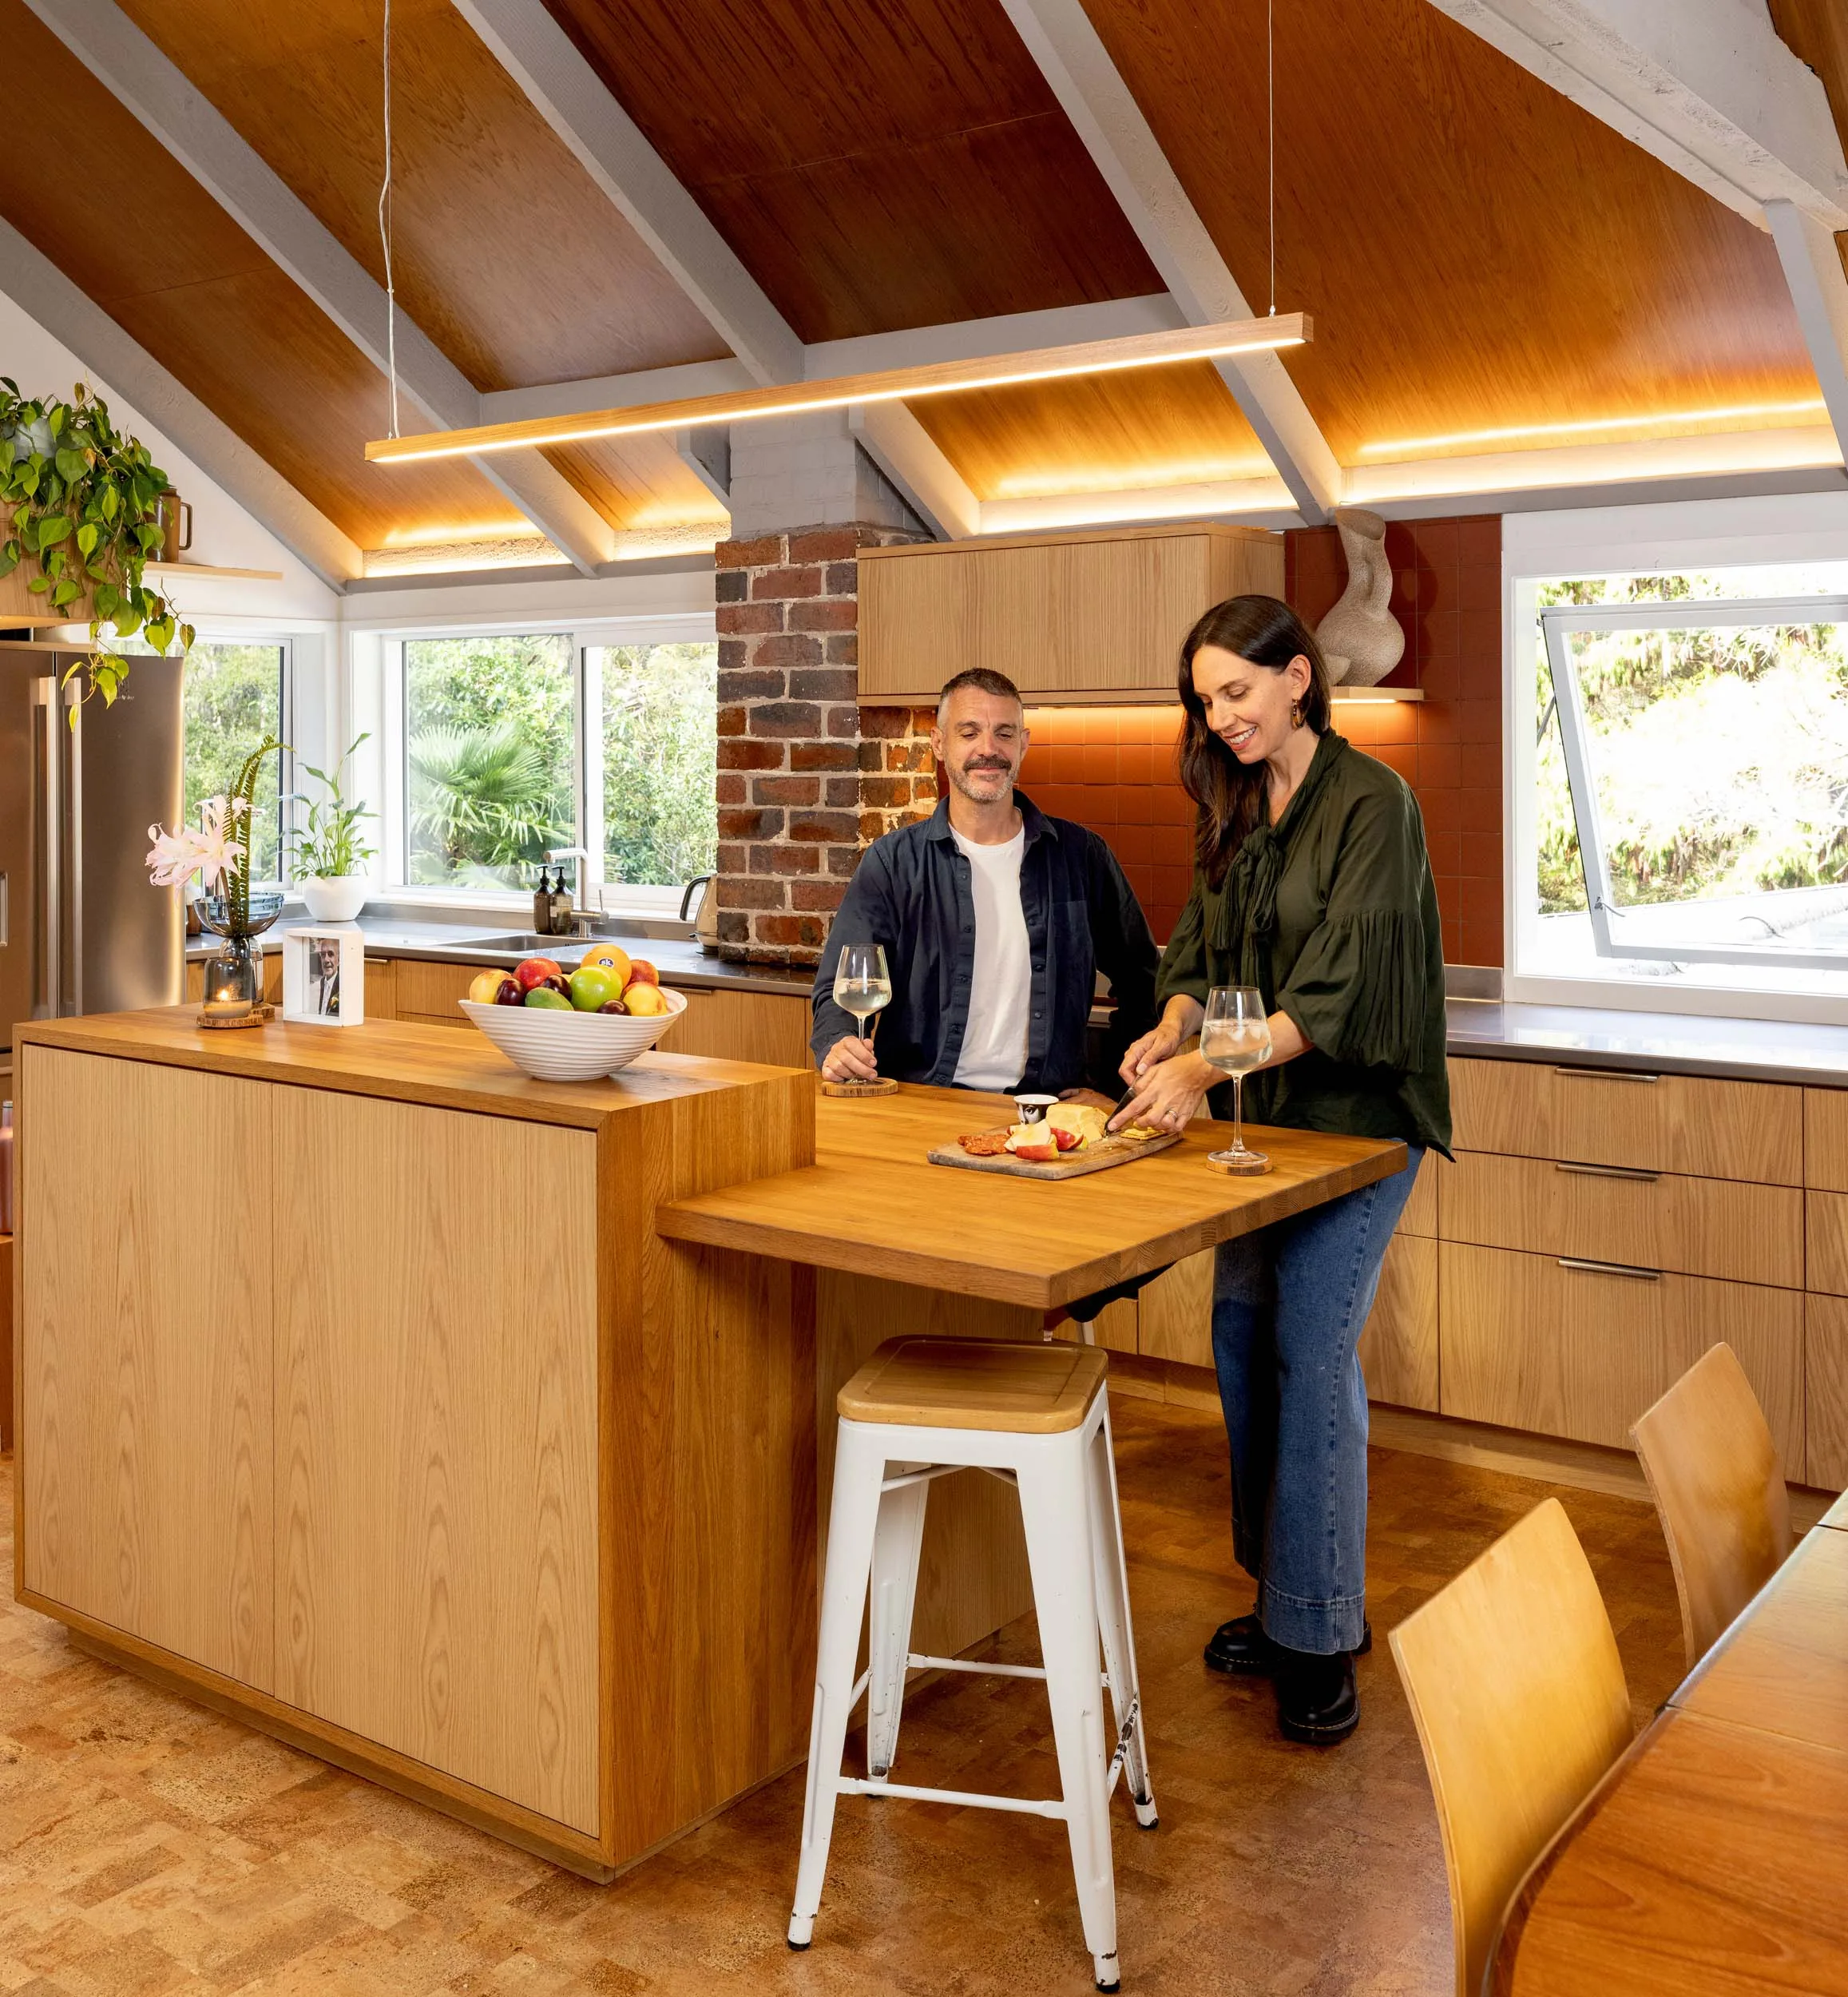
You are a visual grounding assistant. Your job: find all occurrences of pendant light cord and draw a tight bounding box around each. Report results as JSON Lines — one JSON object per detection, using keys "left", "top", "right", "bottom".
{"left": 379, "top": 0, "right": 401, "bottom": 439}
{"left": 1267, "top": 0, "right": 1276, "bottom": 317}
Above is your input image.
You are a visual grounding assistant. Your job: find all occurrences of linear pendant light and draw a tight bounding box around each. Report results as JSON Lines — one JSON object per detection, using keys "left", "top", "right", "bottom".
{"left": 365, "top": 313, "right": 1312, "bottom": 466}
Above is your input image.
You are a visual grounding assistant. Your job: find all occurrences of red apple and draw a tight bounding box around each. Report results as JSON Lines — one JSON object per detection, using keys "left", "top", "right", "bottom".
{"left": 626, "top": 957, "right": 659, "bottom": 987}
{"left": 1051, "top": 1126, "right": 1082, "bottom": 1152}
{"left": 494, "top": 978, "right": 525, "bottom": 1006}
{"left": 515, "top": 955, "right": 563, "bottom": 991}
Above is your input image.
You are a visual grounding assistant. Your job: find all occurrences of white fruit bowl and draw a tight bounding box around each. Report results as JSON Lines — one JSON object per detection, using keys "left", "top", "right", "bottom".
{"left": 459, "top": 987, "right": 687, "bottom": 1082}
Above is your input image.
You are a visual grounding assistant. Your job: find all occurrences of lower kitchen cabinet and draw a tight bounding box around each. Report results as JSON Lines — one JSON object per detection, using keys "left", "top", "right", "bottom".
{"left": 1438, "top": 1241, "right": 1805, "bottom": 1474}
{"left": 1809, "top": 1190, "right": 1848, "bottom": 1296}
{"left": 394, "top": 959, "right": 475, "bottom": 1026}
{"left": 658, "top": 985, "right": 811, "bottom": 1067}
{"left": 1357, "top": 1233, "right": 1438, "bottom": 1411}
{"left": 1806, "top": 1295, "right": 1848, "bottom": 1488}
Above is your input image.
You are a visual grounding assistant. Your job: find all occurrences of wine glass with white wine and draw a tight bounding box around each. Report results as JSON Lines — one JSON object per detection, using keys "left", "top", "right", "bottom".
{"left": 1200, "top": 986, "right": 1272, "bottom": 1174}
{"left": 832, "top": 943, "right": 892, "bottom": 1075}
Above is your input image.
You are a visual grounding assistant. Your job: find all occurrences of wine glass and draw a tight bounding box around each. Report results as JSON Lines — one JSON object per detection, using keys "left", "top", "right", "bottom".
{"left": 1200, "top": 986, "right": 1272, "bottom": 1174}
{"left": 832, "top": 943, "right": 891, "bottom": 1060}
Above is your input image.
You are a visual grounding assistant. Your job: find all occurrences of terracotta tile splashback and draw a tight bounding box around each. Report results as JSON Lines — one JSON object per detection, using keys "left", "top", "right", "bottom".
{"left": 1018, "top": 514, "right": 1505, "bottom": 965}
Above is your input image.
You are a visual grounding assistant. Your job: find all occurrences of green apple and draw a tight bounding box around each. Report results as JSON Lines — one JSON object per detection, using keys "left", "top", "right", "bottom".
{"left": 567, "top": 964, "right": 619, "bottom": 1012}
{"left": 523, "top": 986, "right": 572, "bottom": 1010}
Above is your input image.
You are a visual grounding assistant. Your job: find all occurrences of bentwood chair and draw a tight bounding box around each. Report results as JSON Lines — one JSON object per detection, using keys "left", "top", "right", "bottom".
{"left": 1631, "top": 1341, "right": 1792, "bottom": 1670}
{"left": 790, "top": 1336, "right": 1157, "bottom": 1993}
{"left": 1389, "top": 1499, "right": 1632, "bottom": 1997}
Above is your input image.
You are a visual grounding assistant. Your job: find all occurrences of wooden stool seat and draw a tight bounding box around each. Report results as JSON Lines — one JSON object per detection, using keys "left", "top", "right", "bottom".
{"left": 838, "top": 1337, "right": 1109, "bottom": 1434}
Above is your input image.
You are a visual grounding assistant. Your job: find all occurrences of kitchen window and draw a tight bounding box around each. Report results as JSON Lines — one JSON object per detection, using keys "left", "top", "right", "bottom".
{"left": 385, "top": 625, "right": 717, "bottom": 910}
{"left": 1513, "top": 566, "right": 1848, "bottom": 1010}
{"left": 183, "top": 638, "right": 288, "bottom": 884}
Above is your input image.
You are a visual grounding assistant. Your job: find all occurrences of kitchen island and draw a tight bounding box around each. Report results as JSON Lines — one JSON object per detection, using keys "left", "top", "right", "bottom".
{"left": 11, "top": 1009, "right": 1403, "bottom": 1880}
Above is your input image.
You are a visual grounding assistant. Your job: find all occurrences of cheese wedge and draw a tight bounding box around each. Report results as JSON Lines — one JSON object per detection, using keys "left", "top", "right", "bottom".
{"left": 1045, "top": 1101, "right": 1108, "bottom": 1149}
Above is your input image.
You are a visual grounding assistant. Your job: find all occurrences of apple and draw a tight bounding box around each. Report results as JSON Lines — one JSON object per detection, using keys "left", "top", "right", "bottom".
{"left": 1012, "top": 1141, "right": 1057, "bottom": 1162}
{"left": 1051, "top": 1126, "right": 1082, "bottom": 1152}
{"left": 621, "top": 979, "right": 668, "bottom": 1017}
{"left": 598, "top": 998, "right": 629, "bottom": 1014}
{"left": 494, "top": 977, "right": 525, "bottom": 1006}
{"left": 626, "top": 957, "right": 659, "bottom": 987}
{"left": 581, "top": 942, "right": 632, "bottom": 987}
{"left": 567, "top": 965, "right": 618, "bottom": 1012}
{"left": 523, "top": 986, "right": 571, "bottom": 1010}
{"left": 469, "top": 968, "right": 518, "bottom": 1006}
{"left": 515, "top": 955, "right": 563, "bottom": 991}
{"left": 541, "top": 975, "right": 569, "bottom": 997}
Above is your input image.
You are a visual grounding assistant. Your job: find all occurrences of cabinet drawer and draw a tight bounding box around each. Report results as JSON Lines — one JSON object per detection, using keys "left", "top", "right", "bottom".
{"left": 1810, "top": 1192, "right": 1848, "bottom": 1297}
{"left": 1400, "top": 1151, "right": 1439, "bottom": 1238}
{"left": 1358, "top": 1233, "right": 1438, "bottom": 1411}
{"left": 395, "top": 959, "right": 478, "bottom": 1023}
{"left": 1438, "top": 1242, "right": 1803, "bottom": 1472}
{"left": 1450, "top": 1058, "right": 1801, "bottom": 1185}
{"left": 1809, "top": 1090, "right": 1848, "bottom": 1193}
{"left": 1442, "top": 1150, "right": 1802, "bottom": 1289}
{"left": 661, "top": 986, "right": 812, "bottom": 1067}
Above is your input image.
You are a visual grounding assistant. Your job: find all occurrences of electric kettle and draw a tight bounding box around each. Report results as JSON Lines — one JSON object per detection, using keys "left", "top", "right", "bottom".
{"left": 679, "top": 874, "right": 721, "bottom": 952}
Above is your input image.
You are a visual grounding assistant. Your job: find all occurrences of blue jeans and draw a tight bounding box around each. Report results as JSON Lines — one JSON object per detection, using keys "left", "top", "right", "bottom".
{"left": 1210, "top": 1148, "right": 1424, "bottom": 1654}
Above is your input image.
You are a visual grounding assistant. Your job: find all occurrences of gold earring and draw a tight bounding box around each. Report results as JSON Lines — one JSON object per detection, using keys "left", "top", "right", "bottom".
{"left": 1290, "top": 699, "right": 1304, "bottom": 729}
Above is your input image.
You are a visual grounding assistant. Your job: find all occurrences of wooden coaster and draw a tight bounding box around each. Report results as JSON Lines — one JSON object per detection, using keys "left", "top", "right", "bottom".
{"left": 1205, "top": 1151, "right": 1271, "bottom": 1176}
{"left": 196, "top": 1002, "right": 276, "bottom": 1031}
{"left": 820, "top": 1076, "right": 899, "bottom": 1098}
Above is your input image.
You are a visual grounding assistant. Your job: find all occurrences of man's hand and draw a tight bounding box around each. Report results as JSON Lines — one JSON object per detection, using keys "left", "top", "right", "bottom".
{"left": 820, "top": 1034, "right": 880, "bottom": 1083}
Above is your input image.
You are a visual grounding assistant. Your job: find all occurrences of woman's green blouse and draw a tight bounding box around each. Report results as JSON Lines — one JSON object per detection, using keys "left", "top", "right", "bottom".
{"left": 1156, "top": 731, "right": 1453, "bottom": 1157}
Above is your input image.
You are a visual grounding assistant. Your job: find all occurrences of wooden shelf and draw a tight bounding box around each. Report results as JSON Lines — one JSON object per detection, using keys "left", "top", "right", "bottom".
{"left": 1332, "top": 685, "right": 1424, "bottom": 703}
{"left": 146, "top": 562, "right": 284, "bottom": 582}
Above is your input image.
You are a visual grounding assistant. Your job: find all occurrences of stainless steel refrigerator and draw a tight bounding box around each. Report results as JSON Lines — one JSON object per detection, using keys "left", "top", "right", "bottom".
{"left": 1, "top": 641, "right": 184, "bottom": 1054}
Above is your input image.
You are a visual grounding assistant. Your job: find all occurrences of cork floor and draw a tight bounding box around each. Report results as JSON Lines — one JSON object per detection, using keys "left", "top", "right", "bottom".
{"left": 0, "top": 1399, "right": 1686, "bottom": 1997}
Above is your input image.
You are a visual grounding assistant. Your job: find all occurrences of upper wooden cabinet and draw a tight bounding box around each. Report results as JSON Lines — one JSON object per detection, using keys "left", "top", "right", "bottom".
{"left": 858, "top": 523, "right": 1285, "bottom": 703}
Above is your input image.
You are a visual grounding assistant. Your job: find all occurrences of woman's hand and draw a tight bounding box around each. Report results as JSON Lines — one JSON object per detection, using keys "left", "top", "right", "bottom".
{"left": 820, "top": 1034, "right": 879, "bottom": 1082}
{"left": 1109, "top": 1050, "right": 1218, "bottom": 1134}
{"left": 1119, "top": 995, "right": 1201, "bottom": 1086}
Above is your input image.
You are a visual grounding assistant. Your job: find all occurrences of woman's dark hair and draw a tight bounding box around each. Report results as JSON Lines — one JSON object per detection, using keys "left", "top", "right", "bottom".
{"left": 1176, "top": 594, "right": 1332, "bottom": 879}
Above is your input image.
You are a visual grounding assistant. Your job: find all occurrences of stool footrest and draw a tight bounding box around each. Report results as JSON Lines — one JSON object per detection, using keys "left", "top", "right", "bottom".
{"left": 907, "top": 1652, "right": 1112, "bottom": 1690}
{"left": 838, "top": 1775, "right": 1068, "bottom": 1820}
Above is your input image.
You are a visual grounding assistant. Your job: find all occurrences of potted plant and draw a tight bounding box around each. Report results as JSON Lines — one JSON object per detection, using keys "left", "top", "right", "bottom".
{"left": 0, "top": 378, "right": 193, "bottom": 706}
{"left": 288, "top": 734, "right": 375, "bottom": 923}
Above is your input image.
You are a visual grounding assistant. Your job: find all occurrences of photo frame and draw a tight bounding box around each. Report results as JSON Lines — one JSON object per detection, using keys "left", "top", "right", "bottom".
{"left": 280, "top": 924, "right": 366, "bottom": 1026}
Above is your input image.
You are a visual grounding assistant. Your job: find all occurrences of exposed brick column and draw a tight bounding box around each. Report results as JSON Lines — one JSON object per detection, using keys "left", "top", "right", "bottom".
{"left": 715, "top": 526, "right": 935, "bottom": 967}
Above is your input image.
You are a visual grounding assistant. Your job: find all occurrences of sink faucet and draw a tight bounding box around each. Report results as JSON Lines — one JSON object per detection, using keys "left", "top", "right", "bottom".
{"left": 543, "top": 848, "right": 597, "bottom": 934}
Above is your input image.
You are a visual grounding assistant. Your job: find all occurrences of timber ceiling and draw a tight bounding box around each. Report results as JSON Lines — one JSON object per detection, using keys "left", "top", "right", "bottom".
{"left": 0, "top": 0, "right": 1836, "bottom": 567}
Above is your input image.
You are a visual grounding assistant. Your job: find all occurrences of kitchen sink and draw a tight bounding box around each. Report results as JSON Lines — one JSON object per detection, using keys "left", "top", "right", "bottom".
{"left": 454, "top": 933, "right": 593, "bottom": 955}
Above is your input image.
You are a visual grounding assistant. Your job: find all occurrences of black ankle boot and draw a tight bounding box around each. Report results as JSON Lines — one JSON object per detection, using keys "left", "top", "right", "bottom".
{"left": 1274, "top": 1646, "right": 1359, "bottom": 1743}
{"left": 1204, "top": 1613, "right": 1372, "bottom": 1677}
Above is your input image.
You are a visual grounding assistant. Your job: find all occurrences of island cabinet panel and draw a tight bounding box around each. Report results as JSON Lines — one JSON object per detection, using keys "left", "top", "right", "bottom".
{"left": 19, "top": 1049, "right": 277, "bottom": 1689}
{"left": 1450, "top": 1058, "right": 1802, "bottom": 1185}
{"left": 1810, "top": 1089, "right": 1848, "bottom": 1193}
{"left": 1442, "top": 1150, "right": 1803, "bottom": 1290}
{"left": 1136, "top": 1250, "right": 1215, "bottom": 1369}
{"left": 270, "top": 1090, "right": 601, "bottom": 1836}
{"left": 1438, "top": 1243, "right": 1804, "bottom": 1472}
{"left": 858, "top": 524, "right": 1283, "bottom": 702}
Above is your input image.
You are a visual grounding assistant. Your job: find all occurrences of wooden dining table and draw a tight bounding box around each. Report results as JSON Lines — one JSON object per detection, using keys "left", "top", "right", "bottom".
{"left": 1492, "top": 1515, "right": 1848, "bottom": 1995}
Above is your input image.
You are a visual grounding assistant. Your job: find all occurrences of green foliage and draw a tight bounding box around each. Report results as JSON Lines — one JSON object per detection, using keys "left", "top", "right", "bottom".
{"left": 0, "top": 379, "right": 192, "bottom": 709}
{"left": 181, "top": 642, "right": 285, "bottom": 880}
{"left": 224, "top": 736, "right": 284, "bottom": 931}
{"left": 288, "top": 734, "right": 375, "bottom": 879}
{"left": 599, "top": 642, "right": 717, "bottom": 887}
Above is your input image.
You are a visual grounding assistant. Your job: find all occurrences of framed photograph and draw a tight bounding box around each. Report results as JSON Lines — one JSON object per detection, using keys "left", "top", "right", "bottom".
{"left": 281, "top": 925, "right": 366, "bottom": 1026}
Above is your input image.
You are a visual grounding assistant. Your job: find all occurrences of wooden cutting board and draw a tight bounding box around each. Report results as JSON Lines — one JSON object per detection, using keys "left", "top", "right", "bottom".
{"left": 926, "top": 1127, "right": 1182, "bottom": 1180}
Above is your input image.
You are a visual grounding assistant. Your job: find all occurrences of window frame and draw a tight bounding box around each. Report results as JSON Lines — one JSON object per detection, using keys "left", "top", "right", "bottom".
{"left": 1541, "top": 592, "right": 1848, "bottom": 976}
{"left": 383, "top": 617, "right": 718, "bottom": 914}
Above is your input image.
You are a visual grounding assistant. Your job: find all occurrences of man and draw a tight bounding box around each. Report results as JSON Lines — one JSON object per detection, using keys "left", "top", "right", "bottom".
{"left": 811, "top": 667, "right": 1159, "bottom": 1095}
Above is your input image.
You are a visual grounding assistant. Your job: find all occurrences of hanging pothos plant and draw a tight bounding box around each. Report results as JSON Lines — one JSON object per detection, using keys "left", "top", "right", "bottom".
{"left": 0, "top": 378, "right": 194, "bottom": 712}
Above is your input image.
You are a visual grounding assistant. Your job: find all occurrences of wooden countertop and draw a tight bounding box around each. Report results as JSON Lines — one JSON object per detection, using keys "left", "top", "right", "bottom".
{"left": 656, "top": 1082, "right": 1406, "bottom": 1308}
{"left": 15, "top": 1007, "right": 808, "bottom": 1134}
{"left": 1493, "top": 1523, "right": 1848, "bottom": 1995}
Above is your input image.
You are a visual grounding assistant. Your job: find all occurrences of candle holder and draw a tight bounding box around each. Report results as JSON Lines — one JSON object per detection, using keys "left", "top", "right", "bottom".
{"left": 196, "top": 890, "right": 283, "bottom": 1030}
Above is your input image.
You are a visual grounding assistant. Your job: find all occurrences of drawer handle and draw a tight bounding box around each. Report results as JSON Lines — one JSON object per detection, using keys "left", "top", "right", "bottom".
{"left": 1552, "top": 1066, "right": 1661, "bottom": 1084}
{"left": 1555, "top": 1161, "right": 1662, "bottom": 1184}
{"left": 1558, "top": 1256, "right": 1662, "bottom": 1282}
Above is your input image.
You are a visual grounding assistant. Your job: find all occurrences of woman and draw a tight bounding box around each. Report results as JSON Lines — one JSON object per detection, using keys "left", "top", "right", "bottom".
{"left": 1113, "top": 594, "right": 1450, "bottom": 1745}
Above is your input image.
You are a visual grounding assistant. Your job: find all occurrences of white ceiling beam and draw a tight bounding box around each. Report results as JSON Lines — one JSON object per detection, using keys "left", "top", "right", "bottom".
{"left": 0, "top": 218, "right": 361, "bottom": 590}
{"left": 848, "top": 404, "right": 982, "bottom": 539}
{"left": 994, "top": 0, "right": 1341, "bottom": 526}
{"left": 1764, "top": 201, "right": 1848, "bottom": 462}
{"left": 482, "top": 358, "right": 755, "bottom": 427}
{"left": 1422, "top": 0, "right": 1848, "bottom": 229}
{"left": 22, "top": 0, "right": 616, "bottom": 575}
{"left": 810, "top": 294, "right": 1184, "bottom": 378}
{"left": 454, "top": 0, "right": 803, "bottom": 387}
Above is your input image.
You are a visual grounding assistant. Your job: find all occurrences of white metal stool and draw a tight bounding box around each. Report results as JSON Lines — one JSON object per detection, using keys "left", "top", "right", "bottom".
{"left": 787, "top": 1336, "right": 1157, "bottom": 1991}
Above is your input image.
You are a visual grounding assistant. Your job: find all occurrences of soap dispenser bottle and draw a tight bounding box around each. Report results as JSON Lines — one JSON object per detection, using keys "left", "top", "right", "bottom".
{"left": 533, "top": 867, "right": 553, "bottom": 935}
{"left": 549, "top": 868, "right": 573, "bottom": 935}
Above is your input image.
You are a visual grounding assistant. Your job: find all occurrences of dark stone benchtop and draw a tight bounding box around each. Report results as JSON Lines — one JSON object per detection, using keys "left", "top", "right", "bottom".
{"left": 187, "top": 914, "right": 814, "bottom": 998}
{"left": 1445, "top": 998, "right": 1848, "bottom": 1091}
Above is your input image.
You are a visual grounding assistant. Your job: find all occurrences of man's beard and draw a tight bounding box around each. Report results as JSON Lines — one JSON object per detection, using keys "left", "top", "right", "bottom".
{"left": 949, "top": 759, "right": 1015, "bottom": 801}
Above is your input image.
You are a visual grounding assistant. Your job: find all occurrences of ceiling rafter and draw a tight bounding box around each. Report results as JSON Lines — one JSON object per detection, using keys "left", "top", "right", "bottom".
{"left": 0, "top": 217, "right": 360, "bottom": 590}
{"left": 993, "top": 0, "right": 1342, "bottom": 527}
{"left": 1425, "top": 0, "right": 1848, "bottom": 467}
{"left": 19, "top": 0, "right": 617, "bottom": 575}
{"left": 453, "top": 0, "right": 804, "bottom": 388}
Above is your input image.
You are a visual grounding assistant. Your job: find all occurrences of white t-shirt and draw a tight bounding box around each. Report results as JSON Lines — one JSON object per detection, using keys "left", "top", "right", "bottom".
{"left": 950, "top": 823, "right": 1032, "bottom": 1091}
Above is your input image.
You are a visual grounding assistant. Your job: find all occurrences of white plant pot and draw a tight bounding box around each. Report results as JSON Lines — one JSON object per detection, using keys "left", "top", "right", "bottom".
{"left": 299, "top": 875, "right": 368, "bottom": 923}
